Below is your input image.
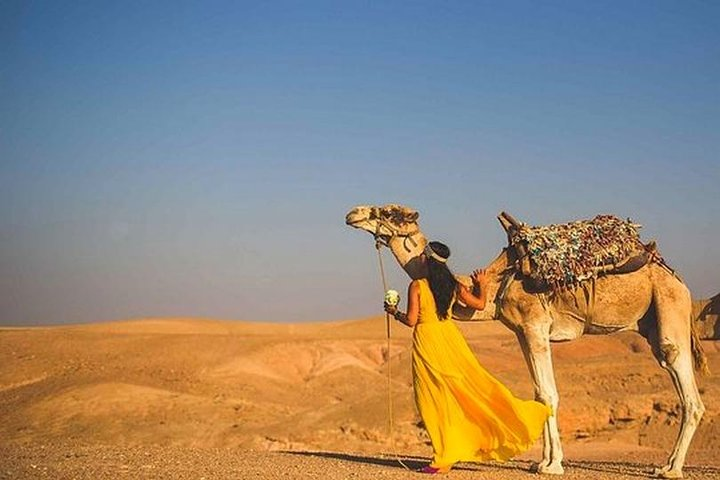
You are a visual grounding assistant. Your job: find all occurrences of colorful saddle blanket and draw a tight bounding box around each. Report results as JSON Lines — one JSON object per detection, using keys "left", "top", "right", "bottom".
{"left": 510, "top": 215, "right": 646, "bottom": 290}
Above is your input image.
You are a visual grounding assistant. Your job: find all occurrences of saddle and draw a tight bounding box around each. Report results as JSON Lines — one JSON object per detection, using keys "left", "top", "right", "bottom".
{"left": 498, "top": 212, "right": 657, "bottom": 292}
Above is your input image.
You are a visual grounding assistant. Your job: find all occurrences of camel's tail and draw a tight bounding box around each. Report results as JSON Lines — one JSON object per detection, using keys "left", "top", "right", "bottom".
{"left": 691, "top": 313, "right": 710, "bottom": 376}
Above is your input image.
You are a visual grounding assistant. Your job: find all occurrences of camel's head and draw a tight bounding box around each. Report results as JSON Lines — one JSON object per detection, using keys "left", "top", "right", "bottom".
{"left": 345, "top": 204, "right": 420, "bottom": 240}
{"left": 346, "top": 204, "right": 426, "bottom": 279}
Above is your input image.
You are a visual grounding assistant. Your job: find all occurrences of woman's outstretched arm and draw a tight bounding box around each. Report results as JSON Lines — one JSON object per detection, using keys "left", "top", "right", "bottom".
{"left": 456, "top": 269, "right": 488, "bottom": 311}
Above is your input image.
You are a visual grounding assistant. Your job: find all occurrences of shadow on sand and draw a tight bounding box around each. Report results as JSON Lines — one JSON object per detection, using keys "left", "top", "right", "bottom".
{"left": 282, "top": 450, "right": 425, "bottom": 471}
{"left": 283, "top": 452, "right": 719, "bottom": 478}
{"left": 564, "top": 460, "right": 720, "bottom": 478}
{"left": 282, "top": 451, "right": 534, "bottom": 474}
{"left": 564, "top": 460, "right": 657, "bottom": 478}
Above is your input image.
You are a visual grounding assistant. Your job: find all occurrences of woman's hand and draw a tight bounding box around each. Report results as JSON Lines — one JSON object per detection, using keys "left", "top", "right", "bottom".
{"left": 457, "top": 269, "right": 489, "bottom": 311}
{"left": 472, "top": 269, "right": 488, "bottom": 288}
{"left": 384, "top": 302, "right": 398, "bottom": 316}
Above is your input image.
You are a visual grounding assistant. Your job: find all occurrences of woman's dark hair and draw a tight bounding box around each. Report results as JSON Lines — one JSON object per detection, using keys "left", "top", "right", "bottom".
{"left": 426, "top": 241, "right": 457, "bottom": 319}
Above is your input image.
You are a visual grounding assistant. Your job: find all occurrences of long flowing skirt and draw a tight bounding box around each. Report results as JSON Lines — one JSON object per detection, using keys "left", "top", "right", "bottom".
{"left": 413, "top": 320, "right": 551, "bottom": 468}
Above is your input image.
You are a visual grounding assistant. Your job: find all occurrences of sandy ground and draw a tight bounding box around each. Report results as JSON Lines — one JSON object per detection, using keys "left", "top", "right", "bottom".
{"left": 1, "top": 317, "right": 719, "bottom": 479}
{"left": 2, "top": 444, "right": 720, "bottom": 480}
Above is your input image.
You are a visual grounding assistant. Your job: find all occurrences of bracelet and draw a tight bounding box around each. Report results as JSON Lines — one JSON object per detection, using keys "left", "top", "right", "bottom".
{"left": 394, "top": 311, "right": 407, "bottom": 323}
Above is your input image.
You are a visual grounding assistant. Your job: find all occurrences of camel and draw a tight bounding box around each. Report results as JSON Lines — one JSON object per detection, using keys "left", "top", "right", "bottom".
{"left": 346, "top": 204, "right": 708, "bottom": 479}
{"left": 693, "top": 293, "right": 720, "bottom": 340}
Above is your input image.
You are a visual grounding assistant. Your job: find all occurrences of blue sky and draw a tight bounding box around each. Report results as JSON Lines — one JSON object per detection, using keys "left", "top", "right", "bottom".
{"left": 2, "top": 1, "right": 719, "bottom": 324}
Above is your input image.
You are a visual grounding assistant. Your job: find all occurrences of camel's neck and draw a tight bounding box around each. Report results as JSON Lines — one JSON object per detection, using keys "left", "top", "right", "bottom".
{"left": 486, "top": 248, "right": 510, "bottom": 278}
{"left": 478, "top": 249, "right": 510, "bottom": 312}
{"left": 386, "top": 230, "right": 427, "bottom": 280}
{"left": 386, "top": 228, "right": 510, "bottom": 284}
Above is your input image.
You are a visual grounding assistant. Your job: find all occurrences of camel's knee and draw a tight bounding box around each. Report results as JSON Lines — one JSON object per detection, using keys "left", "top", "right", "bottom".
{"left": 535, "top": 390, "right": 558, "bottom": 408}
{"left": 659, "top": 342, "right": 679, "bottom": 367}
{"left": 675, "top": 390, "right": 705, "bottom": 429}
{"left": 687, "top": 398, "right": 705, "bottom": 424}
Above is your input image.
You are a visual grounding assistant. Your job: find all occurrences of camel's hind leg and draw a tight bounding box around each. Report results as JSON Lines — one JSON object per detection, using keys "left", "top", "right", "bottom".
{"left": 516, "top": 321, "right": 564, "bottom": 475}
{"left": 646, "top": 278, "right": 705, "bottom": 479}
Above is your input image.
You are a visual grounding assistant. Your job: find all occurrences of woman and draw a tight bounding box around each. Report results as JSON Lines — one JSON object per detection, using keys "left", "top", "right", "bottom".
{"left": 384, "top": 241, "right": 551, "bottom": 474}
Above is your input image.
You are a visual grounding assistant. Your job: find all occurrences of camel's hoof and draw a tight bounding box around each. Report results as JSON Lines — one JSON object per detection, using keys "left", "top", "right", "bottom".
{"left": 652, "top": 466, "right": 683, "bottom": 479}
{"left": 536, "top": 462, "right": 565, "bottom": 475}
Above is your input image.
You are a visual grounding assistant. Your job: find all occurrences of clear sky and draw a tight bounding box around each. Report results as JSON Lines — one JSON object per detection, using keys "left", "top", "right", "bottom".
{"left": 2, "top": 1, "right": 719, "bottom": 325}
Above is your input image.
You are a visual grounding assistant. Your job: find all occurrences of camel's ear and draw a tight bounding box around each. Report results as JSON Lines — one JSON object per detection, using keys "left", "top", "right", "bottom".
{"left": 408, "top": 210, "right": 419, "bottom": 222}
{"left": 497, "top": 211, "right": 521, "bottom": 234}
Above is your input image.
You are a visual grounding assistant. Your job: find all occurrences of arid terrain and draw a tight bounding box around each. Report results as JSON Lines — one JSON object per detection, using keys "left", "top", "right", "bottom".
{"left": 1, "top": 317, "right": 719, "bottom": 479}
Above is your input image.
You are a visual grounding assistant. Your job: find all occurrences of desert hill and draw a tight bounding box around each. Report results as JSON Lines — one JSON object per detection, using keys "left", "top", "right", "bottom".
{"left": 1, "top": 317, "right": 719, "bottom": 479}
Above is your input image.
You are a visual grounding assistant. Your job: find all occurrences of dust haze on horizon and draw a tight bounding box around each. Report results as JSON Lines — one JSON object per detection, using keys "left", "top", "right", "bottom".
{"left": 2, "top": 1, "right": 719, "bottom": 325}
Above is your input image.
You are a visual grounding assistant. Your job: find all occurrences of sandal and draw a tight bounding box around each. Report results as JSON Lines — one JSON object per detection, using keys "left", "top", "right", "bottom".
{"left": 418, "top": 465, "right": 451, "bottom": 474}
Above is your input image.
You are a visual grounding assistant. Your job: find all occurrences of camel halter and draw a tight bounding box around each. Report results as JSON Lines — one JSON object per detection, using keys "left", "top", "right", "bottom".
{"left": 375, "top": 221, "right": 419, "bottom": 250}
{"left": 345, "top": 207, "right": 421, "bottom": 252}
{"left": 366, "top": 209, "right": 421, "bottom": 253}
{"left": 374, "top": 240, "right": 412, "bottom": 472}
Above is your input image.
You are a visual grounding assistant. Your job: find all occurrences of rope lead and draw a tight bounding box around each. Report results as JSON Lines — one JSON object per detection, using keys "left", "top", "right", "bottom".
{"left": 375, "top": 243, "right": 412, "bottom": 471}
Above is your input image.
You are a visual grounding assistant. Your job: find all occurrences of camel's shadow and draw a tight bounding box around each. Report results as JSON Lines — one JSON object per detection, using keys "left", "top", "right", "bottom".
{"left": 283, "top": 451, "right": 720, "bottom": 478}
{"left": 283, "top": 450, "right": 426, "bottom": 471}
{"left": 282, "top": 451, "right": 531, "bottom": 474}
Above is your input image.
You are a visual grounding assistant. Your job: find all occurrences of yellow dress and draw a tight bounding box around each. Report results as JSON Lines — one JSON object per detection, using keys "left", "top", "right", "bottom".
{"left": 412, "top": 279, "right": 551, "bottom": 469}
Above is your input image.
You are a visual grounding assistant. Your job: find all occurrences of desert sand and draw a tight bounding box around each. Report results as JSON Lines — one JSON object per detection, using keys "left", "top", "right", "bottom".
{"left": 1, "top": 317, "right": 719, "bottom": 479}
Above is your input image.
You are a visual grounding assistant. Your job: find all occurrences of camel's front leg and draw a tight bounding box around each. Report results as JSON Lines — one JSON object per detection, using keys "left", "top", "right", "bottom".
{"left": 516, "top": 323, "right": 564, "bottom": 475}
{"left": 648, "top": 291, "right": 706, "bottom": 479}
{"left": 651, "top": 352, "right": 704, "bottom": 479}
